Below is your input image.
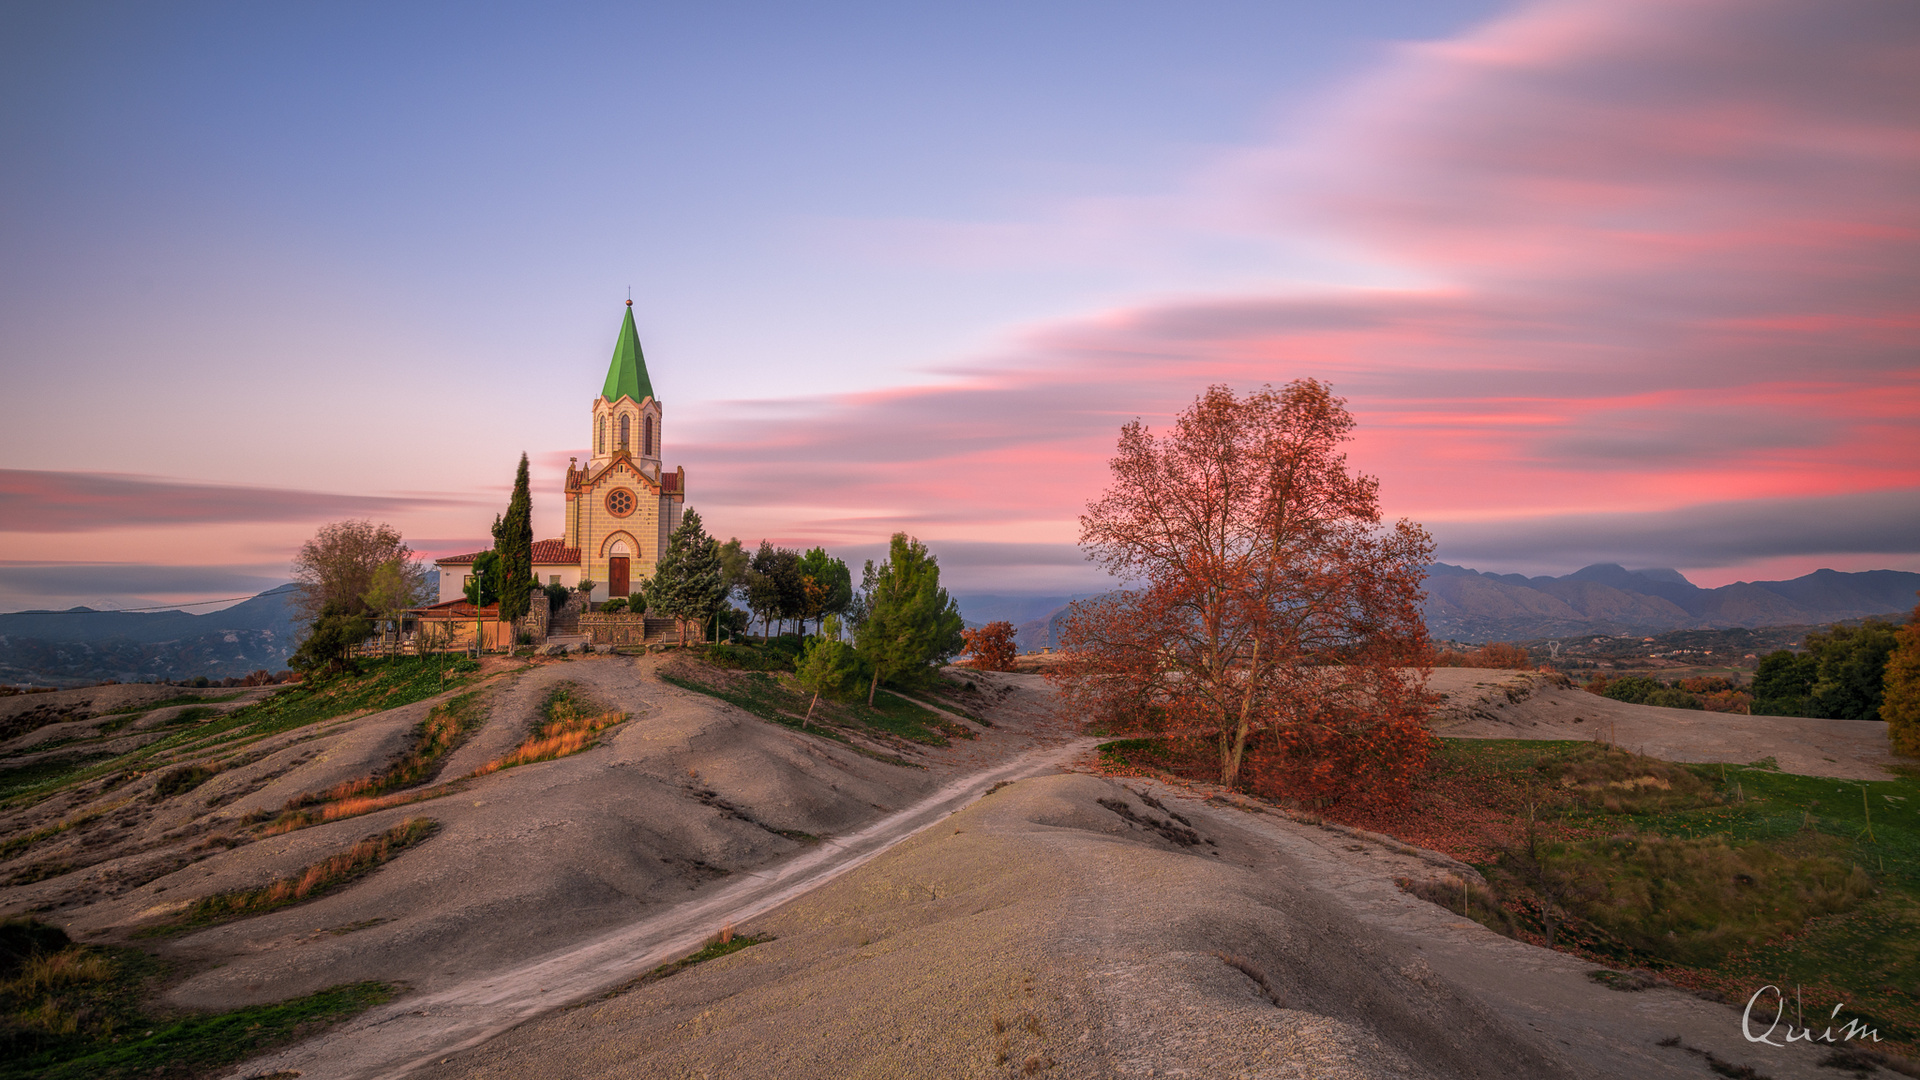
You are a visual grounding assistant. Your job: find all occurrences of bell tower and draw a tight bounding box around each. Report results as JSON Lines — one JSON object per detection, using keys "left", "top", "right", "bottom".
{"left": 565, "top": 300, "right": 684, "bottom": 599}
{"left": 589, "top": 299, "right": 663, "bottom": 478}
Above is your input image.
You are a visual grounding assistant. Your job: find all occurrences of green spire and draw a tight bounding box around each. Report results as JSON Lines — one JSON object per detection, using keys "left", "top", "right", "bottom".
{"left": 601, "top": 301, "right": 655, "bottom": 404}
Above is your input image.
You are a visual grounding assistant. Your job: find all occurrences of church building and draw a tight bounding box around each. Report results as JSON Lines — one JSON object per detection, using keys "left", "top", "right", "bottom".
{"left": 435, "top": 301, "right": 686, "bottom": 603}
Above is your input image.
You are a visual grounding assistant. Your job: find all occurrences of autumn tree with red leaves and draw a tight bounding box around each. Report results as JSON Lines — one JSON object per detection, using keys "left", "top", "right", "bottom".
{"left": 960, "top": 621, "right": 1018, "bottom": 671}
{"left": 1050, "top": 382, "right": 1435, "bottom": 802}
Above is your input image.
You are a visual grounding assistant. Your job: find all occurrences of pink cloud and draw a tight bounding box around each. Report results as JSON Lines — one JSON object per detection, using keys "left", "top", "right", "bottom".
{"left": 676, "top": 0, "right": 1919, "bottom": 581}
{"left": 0, "top": 470, "right": 481, "bottom": 534}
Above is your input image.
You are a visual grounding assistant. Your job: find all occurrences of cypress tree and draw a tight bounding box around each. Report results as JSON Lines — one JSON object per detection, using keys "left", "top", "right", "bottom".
{"left": 495, "top": 453, "right": 535, "bottom": 622}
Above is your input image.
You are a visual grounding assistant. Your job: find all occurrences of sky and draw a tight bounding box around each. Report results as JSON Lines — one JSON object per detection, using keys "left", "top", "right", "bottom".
{"left": 1, "top": 0, "right": 1916, "bottom": 612}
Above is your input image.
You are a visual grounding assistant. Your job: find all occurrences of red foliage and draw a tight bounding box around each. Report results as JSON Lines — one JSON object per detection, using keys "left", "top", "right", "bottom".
{"left": 959, "top": 621, "right": 1018, "bottom": 671}
{"left": 1052, "top": 382, "right": 1434, "bottom": 800}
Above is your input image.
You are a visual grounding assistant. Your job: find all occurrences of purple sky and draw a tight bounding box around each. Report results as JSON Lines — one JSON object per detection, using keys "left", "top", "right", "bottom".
{"left": 1, "top": 0, "right": 1915, "bottom": 612}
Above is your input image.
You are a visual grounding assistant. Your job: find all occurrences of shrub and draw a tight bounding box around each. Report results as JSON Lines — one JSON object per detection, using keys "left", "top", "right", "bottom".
{"left": 797, "top": 627, "right": 866, "bottom": 702}
{"left": 703, "top": 642, "right": 792, "bottom": 672}
{"left": 600, "top": 597, "right": 629, "bottom": 614}
{"left": 152, "top": 765, "right": 219, "bottom": 801}
{"left": 959, "top": 621, "right": 1018, "bottom": 671}
{"left": 291, "top": 601, "right": 372, "bottom": 677}
{"left": 544, "top": 582, "right": 571, "bottom": 614}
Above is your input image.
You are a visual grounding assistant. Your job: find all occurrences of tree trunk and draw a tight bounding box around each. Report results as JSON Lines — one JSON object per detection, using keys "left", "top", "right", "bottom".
{"left": 1220, "top": 637, "right": 1260, "bottom": 790}
{"left": 868, "top": 667, "right": 881, "bottom": 707}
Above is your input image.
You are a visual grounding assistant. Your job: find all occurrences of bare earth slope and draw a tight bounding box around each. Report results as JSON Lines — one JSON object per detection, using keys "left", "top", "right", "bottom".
{"left": 0, "top": 656, "right": 1066, "bottom": 1017}
{"left": 406, "top": 772, "right": 1847, "bottom": 1080}
{"left": 1427, "top": 667, "right": 1897, "bottom": 779}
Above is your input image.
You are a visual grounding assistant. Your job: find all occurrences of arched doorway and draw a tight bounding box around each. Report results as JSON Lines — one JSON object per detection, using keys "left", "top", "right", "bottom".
{"left": 608, "top": 539, "right": 631, "bottom": 598}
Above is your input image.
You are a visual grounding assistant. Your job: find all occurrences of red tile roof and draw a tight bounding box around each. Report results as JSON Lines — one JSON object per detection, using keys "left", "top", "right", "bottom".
{"left": 531, "top": 539, "right": 581, "bottom": 564}
{"left": 437, "top": 539, "right": 580, "bottom": 566}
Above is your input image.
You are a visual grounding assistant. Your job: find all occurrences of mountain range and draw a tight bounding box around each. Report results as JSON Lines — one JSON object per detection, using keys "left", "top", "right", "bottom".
{"left": 1421, "top": 563, "right": 1918, "bottom": 641}
{"left": 991, "top": 565, "right": 1920, "bottom": 651}
{"left": 0, "top": 584, "right": 302, "bottom": 687}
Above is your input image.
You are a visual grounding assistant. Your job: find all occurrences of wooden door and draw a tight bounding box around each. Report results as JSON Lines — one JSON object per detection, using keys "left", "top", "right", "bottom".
{"left": 609, "top": 557, "right": 630, "bottom": 598}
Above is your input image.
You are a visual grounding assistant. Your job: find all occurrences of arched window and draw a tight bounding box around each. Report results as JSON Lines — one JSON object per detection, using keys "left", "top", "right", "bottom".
{"left": 644, "top": 415, "right": 654, "bottom": 456}
{"left": 619, "top": 414, "right": 630, "bottom": 450}
{"left": 596, "top": 416, "right": 604, "bottom": 454}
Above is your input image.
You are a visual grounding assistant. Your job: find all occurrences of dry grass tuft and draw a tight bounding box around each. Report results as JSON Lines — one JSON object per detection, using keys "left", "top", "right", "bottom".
{"left": 1212, "top": 950, "right": 1287, "bottom": 1007}
{"left": 1534, "top": 744, "right": 1719, "bottom": 814}
{"left": 1394, "top": 874, "right": 1516, "bottom": 936}
{"left": 171, "top": 818, "right": 437, "bottom": 928}
{"left": 470, "top": 684, "right": 625, "bottom": 776}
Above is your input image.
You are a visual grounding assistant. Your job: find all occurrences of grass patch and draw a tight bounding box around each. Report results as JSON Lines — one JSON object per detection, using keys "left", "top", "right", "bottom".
{"left": 869, "top": 691, "right": 960, "bottom": 745}
{"left": 0, "top": 920, "right": 393, "bottom": 1080}
{"left": 1285, "top": 737, "right": 1920, "bottom": 1052}
{"left": 663, "top": 662, "right": 954, "bottom": 752}
{"left": 99, "top": 693, "right": 244, "bottom": 716}
{"left": 471, "top": 682, "right": 627, "bottom": 775}
{"left": 0, "top": 657, "right": 480, "bottom": 814}
{"left": 0, "top": 807, "right": 112, "bottom": 862}
{"left": 0, "top": 754, "right": 120, "bottom": 802}
{"left": 593, "top": 926, "right": 771, "bottom": 1002}
{"left": 701, "top": 640, "right": 798, "bottom": 672}
{"left": 152, "top": 818, "right": 437, "bottom": 933}
{"left": 660, "top": 669, "right": 849, "bottom": 740}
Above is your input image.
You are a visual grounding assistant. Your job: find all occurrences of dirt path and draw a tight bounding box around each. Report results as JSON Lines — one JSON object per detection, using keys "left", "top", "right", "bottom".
{"left": 390, "top": 772, "right": 1854, "bottom": 1080}
{"left": 226, "top": 732, "right": 1102, "bottom": 1080}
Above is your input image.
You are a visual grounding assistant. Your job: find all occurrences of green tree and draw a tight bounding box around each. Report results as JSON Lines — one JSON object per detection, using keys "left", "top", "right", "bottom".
{"left": 1752, "top": 650, "right": 1817, "bottom": 716}
{"left": 1807, "top": 620, "right": 1899, "bottom": 721}
{"left": 1753, "top": 622, "right": 1900, "bottom": 720}
{"left": 493, "top": 453, "right": 536, "bottom": 623}
{"left": 462, "top": 550, "right": 501, "bottom": 607}
{"left": 853, "top": 533, "right": 965, "bottom": 706}
{"left": 289, "top": 601, "right": 372, "bottom": 677}
{"left": 290, "top": 520, "right": 426, "bottom": 624}
{"left": 747, "top": 543, "right": 803, "bottom": 637}
{"left": 649, "top": 509, "right": 730, "bottom": 645}
{"left": 362, "top": 557, "right": 432, "bottom": 656}
{"left": 797, "top": 615, "right": 866, "bottom": 706}
{"left": 797, "top": 547, "right": 854, "bottom": 634}
{"left": 1882, "top": 601, "right": 1920, "bottom": 755}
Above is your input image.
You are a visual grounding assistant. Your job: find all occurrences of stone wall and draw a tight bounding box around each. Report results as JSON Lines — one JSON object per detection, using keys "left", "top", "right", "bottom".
{"left": 577, "top": 614, "right": 705, "bottom": 646}
{"left": 517, "top": 587, "right": 549, "bottom": 643}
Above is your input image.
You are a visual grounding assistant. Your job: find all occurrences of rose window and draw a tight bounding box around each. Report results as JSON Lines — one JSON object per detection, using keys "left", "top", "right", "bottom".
{"left": 605, "top": 489, "right": 635, "bottom": 516}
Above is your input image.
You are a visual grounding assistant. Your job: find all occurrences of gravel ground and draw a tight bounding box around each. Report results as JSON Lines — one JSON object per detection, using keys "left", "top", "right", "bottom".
{"left": 408, "top": 771, "right": 1852, "bottom": 1080}
{"left": 1429, "top": 667, "right": 1898, "bottom": 779}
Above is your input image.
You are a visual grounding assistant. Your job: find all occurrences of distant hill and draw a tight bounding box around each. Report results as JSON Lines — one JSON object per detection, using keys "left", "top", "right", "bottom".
{"left": 1425, "top": 564, "right": 1920, "bottom": 642}
{"left": 0, "top": 584, "right": 302, "bottom": 687}
{"left": 988, "top": 566, "right": 1920, "bottom": 653}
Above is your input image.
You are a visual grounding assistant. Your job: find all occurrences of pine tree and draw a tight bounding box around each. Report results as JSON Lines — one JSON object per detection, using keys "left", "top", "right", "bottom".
{"left": 650, "top": 509, "right": 728, "bottom": 645}
{"left": 853, "top": 534, "right": 964, "bottom": 706}
{"left": 494, "top": 453, "right": 535, "bottom": 622}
